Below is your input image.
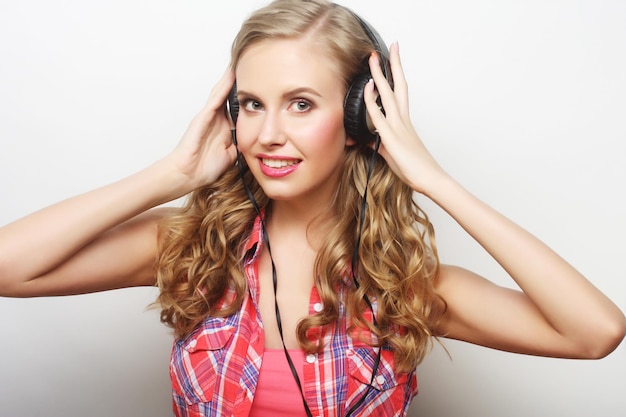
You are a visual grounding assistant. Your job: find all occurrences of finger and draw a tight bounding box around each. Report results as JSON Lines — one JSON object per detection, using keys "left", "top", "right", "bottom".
{"left": 204, "top": 68, "right": 236, "bottom": 112}
{"left": 368, "top": 52, "right": 399, "bottom": 124}
{"left": 189, "top": 70, "right": 235, "bottom": 137}
{"left": 388, "top": 42, "right": 410, "bottom": 118}
{"left": 363, "top": 78, "right": 390, "bottom": 138}
{"left": 369, "top": 52, "right": 393, "bottom": 97}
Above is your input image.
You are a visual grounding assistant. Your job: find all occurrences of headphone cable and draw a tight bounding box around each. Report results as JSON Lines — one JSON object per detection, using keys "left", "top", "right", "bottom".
{"left": 233, "top": 129, "right": 382, "bottom": 416}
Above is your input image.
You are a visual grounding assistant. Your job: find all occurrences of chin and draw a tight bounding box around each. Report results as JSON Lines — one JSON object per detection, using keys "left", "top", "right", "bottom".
{"left": 259, "top": 188, "right": 298, "bottom": 202}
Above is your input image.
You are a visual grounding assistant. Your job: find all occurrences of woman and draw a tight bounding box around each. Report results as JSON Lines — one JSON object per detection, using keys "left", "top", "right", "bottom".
{"left": 0, "top": 1, "right": 624, "bottom": 416}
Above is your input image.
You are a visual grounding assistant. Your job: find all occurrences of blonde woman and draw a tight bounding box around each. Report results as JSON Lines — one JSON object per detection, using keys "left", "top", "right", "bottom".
{"left": 0, "top": 1, "right": 624, "bottom": 416}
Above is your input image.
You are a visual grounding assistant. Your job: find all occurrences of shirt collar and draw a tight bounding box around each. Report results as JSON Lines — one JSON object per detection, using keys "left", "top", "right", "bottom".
{"left": 242, "top": 213, "right": 264, "bottom": 267}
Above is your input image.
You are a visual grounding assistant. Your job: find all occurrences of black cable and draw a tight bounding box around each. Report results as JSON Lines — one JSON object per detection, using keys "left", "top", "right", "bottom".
{"left": 233, "top": 129, "right": 313, "bottom": 417}
{"left": 233, "top": 128, "right": 382, "bottom": 416}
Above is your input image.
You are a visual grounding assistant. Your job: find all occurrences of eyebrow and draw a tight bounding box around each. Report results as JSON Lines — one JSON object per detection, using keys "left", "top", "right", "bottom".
{"left": 236, "top": 86, "right": 323, "bottom": 100}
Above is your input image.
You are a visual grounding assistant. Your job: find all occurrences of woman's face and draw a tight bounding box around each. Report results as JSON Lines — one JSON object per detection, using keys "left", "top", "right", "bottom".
{"left": 234, "top": 37, "right": 354, "bottom": 207}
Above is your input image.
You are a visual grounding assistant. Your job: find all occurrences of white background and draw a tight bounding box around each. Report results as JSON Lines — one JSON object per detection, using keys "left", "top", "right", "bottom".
{"left": 0, "top": 1, "right": 624, "bottom": 416}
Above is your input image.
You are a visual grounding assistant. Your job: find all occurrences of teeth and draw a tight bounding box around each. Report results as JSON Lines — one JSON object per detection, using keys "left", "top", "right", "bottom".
{"left": 262, "top": 158, "right": 298, "bottom": 168}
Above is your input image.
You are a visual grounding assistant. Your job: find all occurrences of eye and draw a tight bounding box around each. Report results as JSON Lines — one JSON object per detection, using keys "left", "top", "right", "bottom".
{"left": 241, "top": 99, "right": 263, "bottom": 112}
{"left": 289, "top": 99, "right": 312, "bottom": 113}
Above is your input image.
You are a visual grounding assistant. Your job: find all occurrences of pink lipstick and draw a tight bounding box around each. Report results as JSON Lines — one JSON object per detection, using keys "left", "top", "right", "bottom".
{"left": 258, "top": 157, "right": 301, "bottom": 178}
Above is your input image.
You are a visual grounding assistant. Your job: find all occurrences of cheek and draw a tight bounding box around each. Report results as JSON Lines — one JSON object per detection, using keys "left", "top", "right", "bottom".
{"left": 299, "top": 112, "right": 346, "bottom": 150}
{"left": 232, "top": 119, "right": 256, "bottom": 152}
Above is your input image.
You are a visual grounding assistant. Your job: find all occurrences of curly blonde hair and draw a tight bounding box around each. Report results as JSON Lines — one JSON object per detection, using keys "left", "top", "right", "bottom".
{"left": 155, "top": 0, "right": 445, "bottom": 373}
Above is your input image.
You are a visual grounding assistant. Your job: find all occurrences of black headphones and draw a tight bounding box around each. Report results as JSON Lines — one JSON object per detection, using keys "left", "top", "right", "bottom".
{"left": 226, "top": 11, "right": 392, "bottom": 146}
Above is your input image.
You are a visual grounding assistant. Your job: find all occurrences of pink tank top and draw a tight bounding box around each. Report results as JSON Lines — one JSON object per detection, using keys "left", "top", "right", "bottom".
{"left": 248, "top": 349, "right": 308, "bottom": 417}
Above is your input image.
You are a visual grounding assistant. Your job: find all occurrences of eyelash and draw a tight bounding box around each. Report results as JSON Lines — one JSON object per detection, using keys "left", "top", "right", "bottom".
{"left": 289, "top": 99, "right": 312, "bottom": 112}
{"left": 240, "top": 98, "right": 313, "bottom": 113}
{"left": 241, "top": 99, "right": 262, "bottom": 112}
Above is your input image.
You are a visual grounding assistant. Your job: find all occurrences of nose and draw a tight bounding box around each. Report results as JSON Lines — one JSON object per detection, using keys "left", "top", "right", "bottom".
{"left": 257, "top": 109, "right": 287, "bottom": 146}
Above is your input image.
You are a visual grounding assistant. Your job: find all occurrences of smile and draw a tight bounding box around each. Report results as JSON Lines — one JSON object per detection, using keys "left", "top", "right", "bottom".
{"left": 258, "top": 157, "right": 301, "bottom": 178}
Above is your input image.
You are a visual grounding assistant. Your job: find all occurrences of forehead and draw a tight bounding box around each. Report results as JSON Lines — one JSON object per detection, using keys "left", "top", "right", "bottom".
{"left": 235, "top": 38, "right": 345, "bottom": 97}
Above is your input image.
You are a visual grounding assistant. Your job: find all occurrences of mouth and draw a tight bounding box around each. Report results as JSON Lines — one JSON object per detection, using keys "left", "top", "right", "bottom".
{"left": 258, "top": 157, "right": 301, "bottom": 177}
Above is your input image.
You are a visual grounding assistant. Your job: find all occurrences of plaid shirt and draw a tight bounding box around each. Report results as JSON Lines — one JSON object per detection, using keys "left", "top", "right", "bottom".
{"left": 169, "top": 216, "right": 418, "bottom": 417}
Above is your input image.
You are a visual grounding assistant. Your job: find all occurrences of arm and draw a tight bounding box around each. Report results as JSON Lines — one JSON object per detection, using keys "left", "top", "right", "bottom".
{"left": 365, "top": 43, "right": 626, "bottom": 358}
{"left": 0, "top": 169, "right": 173, "bottom": 297}
{"left": 0, "top": 69, "right": 237, "bottom": 297}
{"left": 430, "top": 182, "right": 625, "bottom": 359}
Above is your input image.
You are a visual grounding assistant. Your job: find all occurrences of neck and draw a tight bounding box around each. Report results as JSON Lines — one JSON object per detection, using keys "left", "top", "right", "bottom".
{"left": 266, "top": 198, "right": 335, "bottom": 250}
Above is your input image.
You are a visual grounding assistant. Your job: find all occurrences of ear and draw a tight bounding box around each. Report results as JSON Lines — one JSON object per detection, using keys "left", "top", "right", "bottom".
{"left": 345, "top": 137, "right": 357, "bottom": 147}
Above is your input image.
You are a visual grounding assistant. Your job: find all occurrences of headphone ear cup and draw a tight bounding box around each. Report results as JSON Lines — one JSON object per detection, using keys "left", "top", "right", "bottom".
{"left": 226, "top": 83, "right": 239, "bottom": 126}
{"left": 344, "top": 73, "right": 377, "bottom": 145}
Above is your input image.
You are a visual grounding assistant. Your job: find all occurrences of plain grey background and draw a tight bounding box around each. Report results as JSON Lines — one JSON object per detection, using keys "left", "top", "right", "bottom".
{"left": 0, "top": 1, "right": 624, "bottom": 416}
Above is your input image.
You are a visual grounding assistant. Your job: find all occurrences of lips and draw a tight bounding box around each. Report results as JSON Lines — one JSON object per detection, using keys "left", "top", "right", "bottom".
{"left": 258, "top": 157, "right": 301, "bottom": 177}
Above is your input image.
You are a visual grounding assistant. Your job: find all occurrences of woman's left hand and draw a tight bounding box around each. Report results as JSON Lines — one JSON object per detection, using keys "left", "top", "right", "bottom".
{"left": 364, "top": 42, "right": 446, "bottom": 196}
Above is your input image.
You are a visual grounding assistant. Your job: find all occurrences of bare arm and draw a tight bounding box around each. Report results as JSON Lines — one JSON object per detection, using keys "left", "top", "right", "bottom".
{"left": 0, "top": 69, "right": 237, "bottom": 297}
{"left": 365, "top": 43, "right": 626, "bottom": 358}
{"left": 430, "top": 180, "right": 625, "bottom": 359}
{"left": 0, "top": 171, "right": 173, "bottom": 297}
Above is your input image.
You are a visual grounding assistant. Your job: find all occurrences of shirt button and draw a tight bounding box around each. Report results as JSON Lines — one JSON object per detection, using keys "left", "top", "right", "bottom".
{"left": 306, "top": 354, "right": 317, "bottom": 364}
{"left": 376, "top": 375, "right": 385, "bottom": 386}
{"left": 188, "top": 339, "right": 197, "bottom": 348}
{"left": 313, "top": 302, "right": 323, "bottom": 312}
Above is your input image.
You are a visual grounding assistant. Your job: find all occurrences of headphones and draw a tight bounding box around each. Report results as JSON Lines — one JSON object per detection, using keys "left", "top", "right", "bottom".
{"left": 226, "top": 10, "right": 392, "bottom": 146}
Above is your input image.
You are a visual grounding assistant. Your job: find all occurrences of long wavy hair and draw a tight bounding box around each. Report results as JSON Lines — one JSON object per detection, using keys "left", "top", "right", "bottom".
{"left": 155, "top": 0, "right": 445, "bottom": 372}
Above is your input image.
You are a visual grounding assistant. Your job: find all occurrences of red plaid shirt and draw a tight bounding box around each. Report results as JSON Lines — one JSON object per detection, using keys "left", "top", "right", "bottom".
{"left": 169, "top": 216, "right": 418, "bottom": 416}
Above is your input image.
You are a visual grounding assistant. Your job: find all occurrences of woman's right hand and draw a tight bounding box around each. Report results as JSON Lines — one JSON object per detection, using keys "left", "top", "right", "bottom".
{"left": 161, "top": 69, "right": 238, "bottom": 194}
{"left": 0, "top": 70, "right": 238, "bottom": 297}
